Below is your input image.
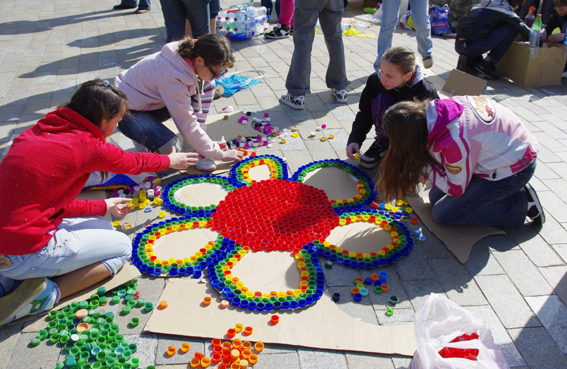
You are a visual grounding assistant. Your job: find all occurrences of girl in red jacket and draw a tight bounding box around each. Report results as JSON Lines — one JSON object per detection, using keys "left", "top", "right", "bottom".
{"left": 0, "top": 79, "right": 197, "bottom": 326}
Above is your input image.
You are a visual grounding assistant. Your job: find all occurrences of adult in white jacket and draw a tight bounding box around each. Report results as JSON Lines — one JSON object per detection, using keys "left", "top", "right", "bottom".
{"left": 115, "top": 34, "right": 243, "bottom": 171}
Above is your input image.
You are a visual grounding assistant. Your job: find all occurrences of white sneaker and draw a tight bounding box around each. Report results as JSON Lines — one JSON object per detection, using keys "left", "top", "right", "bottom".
{"left": 195, "top": 157, "right": 217, "bottom": 172}
{"left": 281, "top": 93, "right": 305, "bottom": 110}
{"left": 0, "top": 278, "right": 59, "bottom": 327}
{"left": 331, "top": 88, "right": 348, "bottom": 103}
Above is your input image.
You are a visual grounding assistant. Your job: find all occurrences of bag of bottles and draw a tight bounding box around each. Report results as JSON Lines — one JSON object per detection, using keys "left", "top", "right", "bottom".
{"left": 429, "top": 5, "right": 451, "bottom": 35}
{"left": 215, "top": 6, "right": 268, "bottom": 41}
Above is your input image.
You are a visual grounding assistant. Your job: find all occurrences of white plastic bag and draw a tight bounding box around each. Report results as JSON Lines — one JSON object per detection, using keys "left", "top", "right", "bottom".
{"left": 411, "top": 294, "right": 509, "bottom": 369}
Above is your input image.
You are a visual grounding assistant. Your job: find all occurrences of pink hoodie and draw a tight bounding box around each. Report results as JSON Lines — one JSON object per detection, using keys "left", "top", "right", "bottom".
{"left": 115, "top": 42, "right": 224, "bottom": 160}
{"left": 425, "top": 96, "right": 539, "bottom": 197}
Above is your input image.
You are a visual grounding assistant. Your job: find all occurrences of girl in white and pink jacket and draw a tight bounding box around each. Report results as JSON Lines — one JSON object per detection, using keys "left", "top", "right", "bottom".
{"left": 115, "top": 34, "right": 243, "bottom": 172}
{"left": 377, "top": 96, "right": 544, "bottom": 227}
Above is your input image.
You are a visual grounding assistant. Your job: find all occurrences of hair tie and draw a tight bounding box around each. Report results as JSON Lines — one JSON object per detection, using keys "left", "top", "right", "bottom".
{"left": 103, "top": 80, "right": 110, "bottom": 87}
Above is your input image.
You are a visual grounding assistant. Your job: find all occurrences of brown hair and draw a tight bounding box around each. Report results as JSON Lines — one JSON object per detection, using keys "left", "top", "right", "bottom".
{"left": 178, "top": 34, "right": 235, "bottom": 69}
{"left": 61, "top": 78, "right": 129, "bottom": 128}
{"left": 554, "top": 0, "right": 567, "bottom": 7}
{"left": 381, "top": 46, "right": 416, "bottom": 75}
{"left": 377, "top": 100, "right": 430, "bottom": 203}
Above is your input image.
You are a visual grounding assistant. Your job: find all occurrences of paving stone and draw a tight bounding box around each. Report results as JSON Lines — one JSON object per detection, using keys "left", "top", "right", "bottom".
{"left": 538, "top": 266, "right": 567, "bottom": 308}
{"left": 508, "top": 327, "right": 567, "bottom": 369}
{"left": 475, "top": 275, "right": 540, "bottom": 329}
{"left": 391, "top": 356, "right": 412, "bottom": 369}
{"left": 123, "top": 333, "right": 159, "bottom": 369}
{"left": 395, "top": 245, "right": 436, "bottom": 281}
{"left": 6, "top": 331, "right": 62, "bottom": 369}
{"left": 345, "top": 352, "right": 395, "bottom": 369}
{"left": 375, "top": 308, "right": 414, "bottom": 326}
{"left": 155, "top": 335, "right": 204, "bottom": 365}
{"left": 297, "top": 347, "right": 348, "bottom": 369}
{"left": 466, "top": 305, "right": 525, "bottom": 367}
{"left": 525, "top": 295, "right": 567, "bottom": 355}
{"left": 465, "top": 242, "right": 505, "bottom": 276}
{"left": 360, "top": 269, "right": 413, "bottom": 311}
{"left": 328, "top": 286, "right": 379, "bottom": 325}
{"left": 428, "top": 257, "right": 487, "bottom": 306}
{"left": 492, "top": 249, "right": 553, "bottom": 296}
{"left": 0, "top": 322, "right": 25, "bottom": 369}
{"left": 253, "top": 352, "right": 301, "bottom": 369}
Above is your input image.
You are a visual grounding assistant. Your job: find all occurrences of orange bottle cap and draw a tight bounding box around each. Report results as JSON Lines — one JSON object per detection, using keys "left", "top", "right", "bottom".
{"left": 239, "top": 359, "right": 249, "bottom": 369}
{"left": 180, "top": 342, "right": 190, "bottom": 352}
{"left": 242, "top": 349, "right": 251, "bottom": 359}
{"left": 234, "top": 323, "right": 244, "bottom": 333}
{"left": 242, "top": 341, "right": 251, "bottom": 349}
{"left": 158, "top": 300, "right": 168, "bottom": 309}
{"left": 233, "top": 338, "right": 242, "bottom": 348}
{"left": 75, "top": 309, "right": 89, "bottom": 319}
{"left": 222, "top": 341, "right": 232, "bottom": 350}
{"left": 190, "top": 358, "right": 200, "bottom": 368}
{"left": 212, "top": 352, "right": 222, "bottom": 363}
{"left": 76, "top": 323, "right": 89, "bottom": 332}
{"left": 249, "top": 354, "right": 258, "bottom": 364}
{"left": 166, "top": 346, "right": 176, "bottom": 356}
{"left": 201, "top": 357, "right": 211, "bottom": 368}
{"left": 194, "top": 352, "right": 205, "bottom": 360}
{"left": 231, "top": 363, "right": 240, "bottom": 369}
{"left": 212, "top": 338, "right": 222, "bottom": 347}
{"left": 227, "top": 328, "right": 236, "bottom": 338}
{"left": 203, "top": 296, "right": 212, "bottom": 306}
{"left": 270, "top": 315, "right": 279, "bottom": 324}
{"left": 381, "top": 284, "right": 389, "bottom": 292}
{"left": 243, "top": 326, "right": 253, "bottom": 335}
{"left": 254, "top": 341, "right": 264, "bottom": 352}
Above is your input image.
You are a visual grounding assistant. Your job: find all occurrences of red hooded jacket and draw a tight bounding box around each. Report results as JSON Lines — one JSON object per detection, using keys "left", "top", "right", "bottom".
{"left": 0, "top": 107, "right": 170, "bottom": 255}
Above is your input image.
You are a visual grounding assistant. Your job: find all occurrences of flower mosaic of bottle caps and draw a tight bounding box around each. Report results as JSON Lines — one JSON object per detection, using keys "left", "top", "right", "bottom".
{"left": 130, "top": 155, "right": 415, "bottom": 311}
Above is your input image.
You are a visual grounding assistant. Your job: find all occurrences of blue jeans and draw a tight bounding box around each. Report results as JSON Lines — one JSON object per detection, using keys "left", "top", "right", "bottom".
{"left": 286, "top": 0, "right": 348, "bottom": 95}
{"left": 118, "top": 107, "right": 180, "bottom": 154}
{"left": 0, "top": 217, "right": 131, "bottom": 280}
{"left": 373, "top": 0, "right": 432, "bottom": 70}
{"left": 160, "top": 0, "right": 211, "bottom": 42}
{"left": 454, "top": 24, "right": 518, "bottom": 64}
{"left": 429, "top": 161, "right": 536, "bottom": 227}
{"left": 120, "top": 0, "right": 151, "bottom": 10}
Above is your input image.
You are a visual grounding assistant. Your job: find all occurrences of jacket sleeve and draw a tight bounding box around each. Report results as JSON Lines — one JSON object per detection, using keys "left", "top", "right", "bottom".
{"left": 158, "top": 75, "right": 224, "bottom": 160}
{"left": 83, "top": 139, "right": 171, "bottom": 175}
{"left": 61, "top": 199, "right": 107, "bottom": 218}
{"left": 415, "top": 80, "right": 439, "bottom": 101}
{"left": 430, "top": 128, "right": 475, "bottom": 198}
{"left": 502, "top": 13, "right": 531, "bottom": 39}
{"left": 348, "top": 73, "right": 381, "bottom": 146}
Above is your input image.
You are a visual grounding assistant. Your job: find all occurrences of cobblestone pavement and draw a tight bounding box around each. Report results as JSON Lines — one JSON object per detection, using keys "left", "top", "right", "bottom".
{"left": 1, "top": 0, "right": 567, "bottom": 368}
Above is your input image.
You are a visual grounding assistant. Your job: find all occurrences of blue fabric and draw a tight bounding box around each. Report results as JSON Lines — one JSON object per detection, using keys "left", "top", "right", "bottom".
{"left": 216, "top": 74, "right": 262, "bottom": 97}
{"left": 428, "top": 161, "right": 536, "bottom": 227}
{"left": 454, "top": 24, "right": 518, "bottom": 64}
{"left": 160, "top": 0, "right": 211, "bottom": 42}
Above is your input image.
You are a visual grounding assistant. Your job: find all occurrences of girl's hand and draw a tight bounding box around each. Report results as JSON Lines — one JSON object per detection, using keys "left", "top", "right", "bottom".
{"left": 222, "top": 149, "right": 244, "bottom": 162}
{"left": 346, "top": 143, "right": 361, "bottom": 160}
{"left": 105, "top": 198, "right": 132, "bottom": 218}
{"left": 168, "top": 146, "right": 199, "bottom": 169}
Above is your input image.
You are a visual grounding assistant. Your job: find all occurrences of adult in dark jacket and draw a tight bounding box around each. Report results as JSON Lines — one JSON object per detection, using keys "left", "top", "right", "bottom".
{"left": 455, "top": 0, "right": 531, "bottom": 80}
{"left": 346, "top": 46, "right": 439, "bottom": 169}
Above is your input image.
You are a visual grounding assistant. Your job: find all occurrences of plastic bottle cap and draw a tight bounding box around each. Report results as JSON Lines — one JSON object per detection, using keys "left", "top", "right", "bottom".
{"left": 190, "top": 358, "right": 200, "bottom": 368}
{"left": 231, "top": 349, "right": 240, "bottom": 360}
{"left": 75, "top": 309, "right": 89, "bottom": 319}
{"left": 77, "top": 323, "right": 89, "bottom": 332}
{"left": 220, "top": 300, "right": 229, "bottom": 308}
{"left": 270, "top": 315, "right": 279, "bottom": 325}
{"left": 243, "top": 326, "right": 253, "bottom": 335}
{"left": 158, "top": 301, "right": 168, "bottom": 309}
{"left": 235, "top": 323, "right": 244, "bottom": 333}
{"left": 254, "top": 341, "right": 264, "bottom": 352}
{"left": 389, "top": 295, "right": 399, "bottom": 305}
{"left": 203, "top": 296, "right": 212, "bottom": 306}
{"left": 166, "top": 346, "right": 176, "bottom": 356}
{"left": 386, "top": 307, "right": 394, "bottom": 316}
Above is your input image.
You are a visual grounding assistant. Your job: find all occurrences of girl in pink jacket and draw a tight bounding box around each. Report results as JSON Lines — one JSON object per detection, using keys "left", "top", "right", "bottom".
{"left": 377, "top": 96, "right": 544, "bottom": 228}
{"left": 115, "top": 34, "right": 243, "bottom": 172}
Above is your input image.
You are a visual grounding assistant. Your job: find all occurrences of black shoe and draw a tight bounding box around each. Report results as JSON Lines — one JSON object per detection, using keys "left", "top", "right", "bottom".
{"left": 265, "top": 24, "right": 291, "bottom": 39}
{"left": 359, "top": 141, "right": 388, "bottom": 169}
{"left": 113, "top": 4, "right": 137, "bottom": 10}
{"left": 525, "top": 184, "right": 545, "bottom": 225}
{"left": 135, "top": 8, "right": 150, "bottom": 14}
{"left": 474, "top": 59, "right": 499, "bottom": 80}
{"left": 457, "top": 54, "right": 468, "bottom": 72}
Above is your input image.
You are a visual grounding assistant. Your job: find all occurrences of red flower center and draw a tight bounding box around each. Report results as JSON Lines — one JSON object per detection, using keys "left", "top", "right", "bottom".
{"left": 212, "top": 180, "right": 339, "bottom": 252}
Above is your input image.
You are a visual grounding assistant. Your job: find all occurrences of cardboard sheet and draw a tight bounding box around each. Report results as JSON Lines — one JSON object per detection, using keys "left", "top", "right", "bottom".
{"left": 54, "top": 263, "right": 140, "bottom": 309}
{"left": 326, "top": 222, "right": 393, "bottom": 255}
{"left": 150, "top": 228, "right": 218, "bottom": 277}
{"left": 406, "top": 186, "right": 505, "bottom": 263}
{"left": 174, "top": 183, "right": 229, "bottom": 207}
{"left": 303, "top": 167, "right": 359, "bottom": 201}
{"left": 442, "top": 69, "right": 487, "bottom": 96}
{"left": 144, "top": 276, "right": 416, "bottom": 356}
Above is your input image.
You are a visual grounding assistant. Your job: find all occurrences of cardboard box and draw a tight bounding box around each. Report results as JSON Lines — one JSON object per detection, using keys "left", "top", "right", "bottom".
{"left": 496, "top": 41, "right": 567, "bottom": 87}
{"left": 442, "top": 69, "right": 487, "bottom": 96}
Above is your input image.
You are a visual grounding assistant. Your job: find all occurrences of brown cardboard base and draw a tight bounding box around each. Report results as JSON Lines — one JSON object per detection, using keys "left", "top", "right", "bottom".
{"left": 406, "top": 186, "right": 505, "bottom": 263}
{"left": 144, "top": 277, "right": 416, "bottom": 356}
{"left": 442, "top": 69, "right": 487, "bottom": 96}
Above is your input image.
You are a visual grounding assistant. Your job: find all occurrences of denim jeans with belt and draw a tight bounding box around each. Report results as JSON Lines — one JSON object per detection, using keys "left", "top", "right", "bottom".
{"left": 285, "top": 0, "right": 348, "bottom": 95}
{"left": 0, "top": 217, "right": 132, "bottom": 280}
{"left": 373, "top": 0, "right": 432, "bottom": 70}
{"left": 429, "top": 160, "right": 536, "bottom": 228}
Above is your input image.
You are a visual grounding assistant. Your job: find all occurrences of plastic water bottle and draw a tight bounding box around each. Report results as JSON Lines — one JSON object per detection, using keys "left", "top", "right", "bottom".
{"left": 231, "top": 31, "right": 255, "bottom": 40}
{"left": 233, "top": 11, "right": 247, "bottom": 23}
{"left": 232, "top": 21, "right": 246, "bottom": 33}
{"left": 216, "top": 20, "right": 229, "bottom": 35}
{"left": 525, "top": 6, "right": 536, "bottom": 28}
{"left": 217, "top": 10, "right": 228, "bottom": 22}
{"left": 528, "top": 29, "right": 540, "bottom": 59}
{"left": 532, "top": 14, "right": 542, "bottom": 30}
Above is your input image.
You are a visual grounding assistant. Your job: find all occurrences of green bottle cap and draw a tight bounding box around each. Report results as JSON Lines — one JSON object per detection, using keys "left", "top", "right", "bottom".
{"left": 121, "top": 306, "right": 131, "bottom": 315}
{"left": 112, "top": 296, "right": 120, "bottom": 304}
{"left": 30, "top": 337, "right": 41, "bottom": 346}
